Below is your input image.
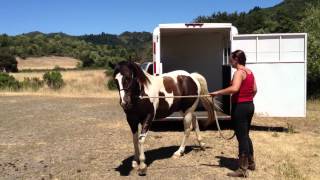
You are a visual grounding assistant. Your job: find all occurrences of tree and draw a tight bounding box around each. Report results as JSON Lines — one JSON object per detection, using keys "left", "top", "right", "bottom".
{"left": 0, "top": 53, "right": 18, "bottom": 72}
{"left": 300, "top": 2, "right": 320, "bottom": 98}
{"left": 79, "top": 51, "right": 94, "bottom": 67}
{"left": 0, "top": 34, "right": 11, "bottom": 47}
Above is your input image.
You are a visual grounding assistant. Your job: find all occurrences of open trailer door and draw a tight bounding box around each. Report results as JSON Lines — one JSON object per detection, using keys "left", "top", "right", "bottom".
{"left": 232, "top": 33, "right": 307, "bottom": 117}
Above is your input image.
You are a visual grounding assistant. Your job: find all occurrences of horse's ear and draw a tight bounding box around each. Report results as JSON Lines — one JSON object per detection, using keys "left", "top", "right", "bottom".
{"left": 128, "top": 56, "right": 133, "bottom": 62}
{"left": 108, "top": 62, "right": 115, "bottom": 69}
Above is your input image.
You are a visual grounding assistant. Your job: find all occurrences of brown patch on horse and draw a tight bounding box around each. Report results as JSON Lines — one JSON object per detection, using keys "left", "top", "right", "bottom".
{"left": 163, "top": 76, "right": 179, "bottom": 94}
{"left": 177, "top": 75, "right": 199, "bottom": 112}
{"left": 177, "top": 75, "right": 198, "bottom": 95}
{"left": 155, "top": 75, "right": 200, "bottom": 118}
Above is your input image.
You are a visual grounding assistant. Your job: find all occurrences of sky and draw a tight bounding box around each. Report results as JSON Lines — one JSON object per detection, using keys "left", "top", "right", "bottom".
{"left": 0, "top": 0, "right": 283, "bottom": 36}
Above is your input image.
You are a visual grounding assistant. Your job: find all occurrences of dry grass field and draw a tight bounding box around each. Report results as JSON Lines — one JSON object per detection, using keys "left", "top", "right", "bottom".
{"left": 17, "top": 56, "right": 80, "bottom": 70}
{"left": 4, "top": 69, "right": 117, "bottom": 98}
{"left": 5, "top": 56, "right": 117, "bottom": 98}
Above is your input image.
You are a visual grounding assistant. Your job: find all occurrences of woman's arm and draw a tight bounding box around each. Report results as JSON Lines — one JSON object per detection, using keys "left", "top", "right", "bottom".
{"left": 210, "top": 70, "right": 243, "bottom": 96}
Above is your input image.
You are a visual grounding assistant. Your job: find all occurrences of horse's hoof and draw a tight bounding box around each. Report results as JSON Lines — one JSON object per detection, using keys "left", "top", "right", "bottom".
{"left": 172, "top": 151, "right": 184, "bottom": 158}
{"left": 132, "top": 161, "right": 139, "bottom": 170}
{"left": 200, "top": 142, "right": 206, "bottom": 150}
{"left": 138, "top": 168, "right": 147, "bottom": 176}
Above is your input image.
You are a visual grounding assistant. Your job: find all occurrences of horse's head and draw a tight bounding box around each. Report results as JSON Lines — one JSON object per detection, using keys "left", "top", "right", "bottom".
{"left": 109, "top": 60, "right": 150, "bottom": 110}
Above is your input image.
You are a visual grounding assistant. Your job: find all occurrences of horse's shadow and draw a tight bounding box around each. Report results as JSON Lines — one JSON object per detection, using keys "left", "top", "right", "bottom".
{"left": 115, "top": 145, "right": 198, "bottom": 176}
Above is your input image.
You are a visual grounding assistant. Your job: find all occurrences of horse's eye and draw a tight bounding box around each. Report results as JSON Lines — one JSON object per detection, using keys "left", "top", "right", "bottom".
{"left": 122, "top": 77, "right": 128, "bottom": 84}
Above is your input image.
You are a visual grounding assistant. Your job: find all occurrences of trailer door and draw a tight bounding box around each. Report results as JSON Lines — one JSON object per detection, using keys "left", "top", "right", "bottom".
{"left": 232, "top": 33, "right": 307, "bottom": 117}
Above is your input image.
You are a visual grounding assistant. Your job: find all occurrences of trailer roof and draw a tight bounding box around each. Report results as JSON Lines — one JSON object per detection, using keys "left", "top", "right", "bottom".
{"left": 155, "top": 23, "right": 238, "bottom": 35}
{"left": 158, "top": 23, "right": 233, "bottom": 29}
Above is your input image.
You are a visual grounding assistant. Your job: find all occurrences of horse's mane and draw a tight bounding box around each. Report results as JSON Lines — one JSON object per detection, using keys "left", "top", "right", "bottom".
{"left": 129, "top": 61, "right": 150, "bottom": 86}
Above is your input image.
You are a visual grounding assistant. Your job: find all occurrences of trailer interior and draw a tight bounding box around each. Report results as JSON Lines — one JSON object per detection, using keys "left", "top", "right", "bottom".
{"left": 160, "top": 28, "right": 232, "bottom": 119}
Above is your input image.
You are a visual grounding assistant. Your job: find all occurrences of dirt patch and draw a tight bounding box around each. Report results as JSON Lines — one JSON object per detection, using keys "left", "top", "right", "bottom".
{"left": 0, "top": 96, "right": 319, "bottom": 179}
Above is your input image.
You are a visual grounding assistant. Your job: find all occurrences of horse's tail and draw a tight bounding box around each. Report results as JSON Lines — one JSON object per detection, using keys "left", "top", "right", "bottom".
{"left": 191, "top": 73, "right": 221, "bottom": 127}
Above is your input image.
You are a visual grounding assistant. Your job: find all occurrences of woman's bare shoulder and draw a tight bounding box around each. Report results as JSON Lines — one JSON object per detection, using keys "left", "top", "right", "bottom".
{"left": 244, "top": 68, "right": 252, "bottom": 74}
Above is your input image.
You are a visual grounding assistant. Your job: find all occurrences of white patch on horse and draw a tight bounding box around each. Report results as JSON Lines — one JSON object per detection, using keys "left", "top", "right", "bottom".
{"left": 115, "top": 73, "right": 125, "bottom": 104}
{"left": 159, "top": 88, "right": 174, "bottom": 107}
{"left": 143, "top": 74, "right": 160, "bottom": 115}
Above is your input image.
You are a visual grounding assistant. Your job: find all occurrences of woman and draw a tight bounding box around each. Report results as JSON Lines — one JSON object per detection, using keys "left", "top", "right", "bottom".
{"left": 210, "top": 50, "right": 257, "bottom": 178}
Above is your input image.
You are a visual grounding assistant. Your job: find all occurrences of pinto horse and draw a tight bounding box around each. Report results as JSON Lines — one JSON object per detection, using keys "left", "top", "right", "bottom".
{"left": 110, "top": 60, "right": 217, "bottom": 175}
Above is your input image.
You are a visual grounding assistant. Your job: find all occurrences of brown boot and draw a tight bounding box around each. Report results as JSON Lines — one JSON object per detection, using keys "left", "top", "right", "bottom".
{"left": 248, "top": 155, "right": 255, "bottom": 171}
{"left": 227, "top": 154, "right": 249, "bottom": 178}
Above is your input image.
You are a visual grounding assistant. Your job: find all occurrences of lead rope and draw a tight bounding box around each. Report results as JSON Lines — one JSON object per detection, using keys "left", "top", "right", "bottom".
{"left": 139, "top": 95, "right": 211, "bottom": 99}
{"left": 213, "top": 108, "right": 235, "bottom": 140}
{"left": 139, "top": 95, "right": 235, "bottom": 140}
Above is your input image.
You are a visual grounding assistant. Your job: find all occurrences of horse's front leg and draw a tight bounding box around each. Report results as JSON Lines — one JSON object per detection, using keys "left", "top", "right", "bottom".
{"left": 137, "top": 112, "right": 154, "bottom": 176}
{"left": 132, "top": 130, "right": 139, "bottom": 169}
{"left": 126, "top": 116, "right": 140, "bottom": 169}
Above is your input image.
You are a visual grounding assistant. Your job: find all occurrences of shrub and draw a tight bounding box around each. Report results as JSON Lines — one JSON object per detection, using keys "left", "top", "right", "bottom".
{"left": 104, "top": 69, "right": 114, "bottom": 77}
{"left": 0, "top": 72, "right": 20, "bottom": 90}
{"left": 104, "top": 66, "right": 117, "bottom": 90}
{"left": 79, "top": 52, "right": 95, "bottom": 67}
{"left": 21, "top": 77, "right": 44, "bottom": 91}
{"left": 0, "top": 54, "right": 18, "bottom": 72}
{"left": 107, "top": 79, "right": 117, "bottom": 90}
{"left": 43, "top": 71, "right": 64, "bottom": 89}
{"left": 53, "top": 65, "right": 66, "bottom": 71}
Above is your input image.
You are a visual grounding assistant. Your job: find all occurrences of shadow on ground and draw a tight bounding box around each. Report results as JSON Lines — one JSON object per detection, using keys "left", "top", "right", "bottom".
{"left": 115, "top": 145, "right": 200, "bottom": 176}
{"left": 115, "top": 120, "right": 289, "bottom": 176}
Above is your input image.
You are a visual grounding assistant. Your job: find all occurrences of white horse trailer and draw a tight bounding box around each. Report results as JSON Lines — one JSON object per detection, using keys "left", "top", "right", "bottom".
{"left": 152, "top": 23, "right": 307, "bottom": 119}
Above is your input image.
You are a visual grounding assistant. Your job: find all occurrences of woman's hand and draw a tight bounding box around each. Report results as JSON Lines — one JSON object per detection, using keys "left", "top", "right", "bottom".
{"left": 209, "top": 91, "right": 219, "bottom": 97}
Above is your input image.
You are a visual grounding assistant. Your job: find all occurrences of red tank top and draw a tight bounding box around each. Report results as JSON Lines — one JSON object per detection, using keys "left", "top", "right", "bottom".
{"left": 232, "top": 70, "right": 255, "bottom": 103}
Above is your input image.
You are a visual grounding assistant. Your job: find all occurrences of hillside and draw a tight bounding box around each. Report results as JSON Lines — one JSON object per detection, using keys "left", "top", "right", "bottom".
{"left": 78, "top": 31, "right": 152, "bottom": 61}
{"left": 194, "top": 0, "right": 315, "bottom": 34}
{"left": 0, "top": 31, "right": 152, "bottom": 69}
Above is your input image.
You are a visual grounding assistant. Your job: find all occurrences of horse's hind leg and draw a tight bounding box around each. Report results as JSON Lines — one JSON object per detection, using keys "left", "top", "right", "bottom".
{"left": 173, "top": 112, "right": 193, "bottom": 158}
{"left": 192, "top": 114, "right": 206, "bottom": 149}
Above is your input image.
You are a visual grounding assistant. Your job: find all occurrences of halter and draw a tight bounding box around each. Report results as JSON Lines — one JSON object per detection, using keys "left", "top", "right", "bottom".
{"left": 119, "top": 77, "right": 145, "bottom": 100}
{"left": 119, "top": 75, "right": 135, "bottom": 92}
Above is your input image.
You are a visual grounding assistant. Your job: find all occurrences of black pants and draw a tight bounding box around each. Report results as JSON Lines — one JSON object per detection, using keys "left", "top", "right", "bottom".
{"left": 231, "top": 102, "right": 255, "bottom": 156}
